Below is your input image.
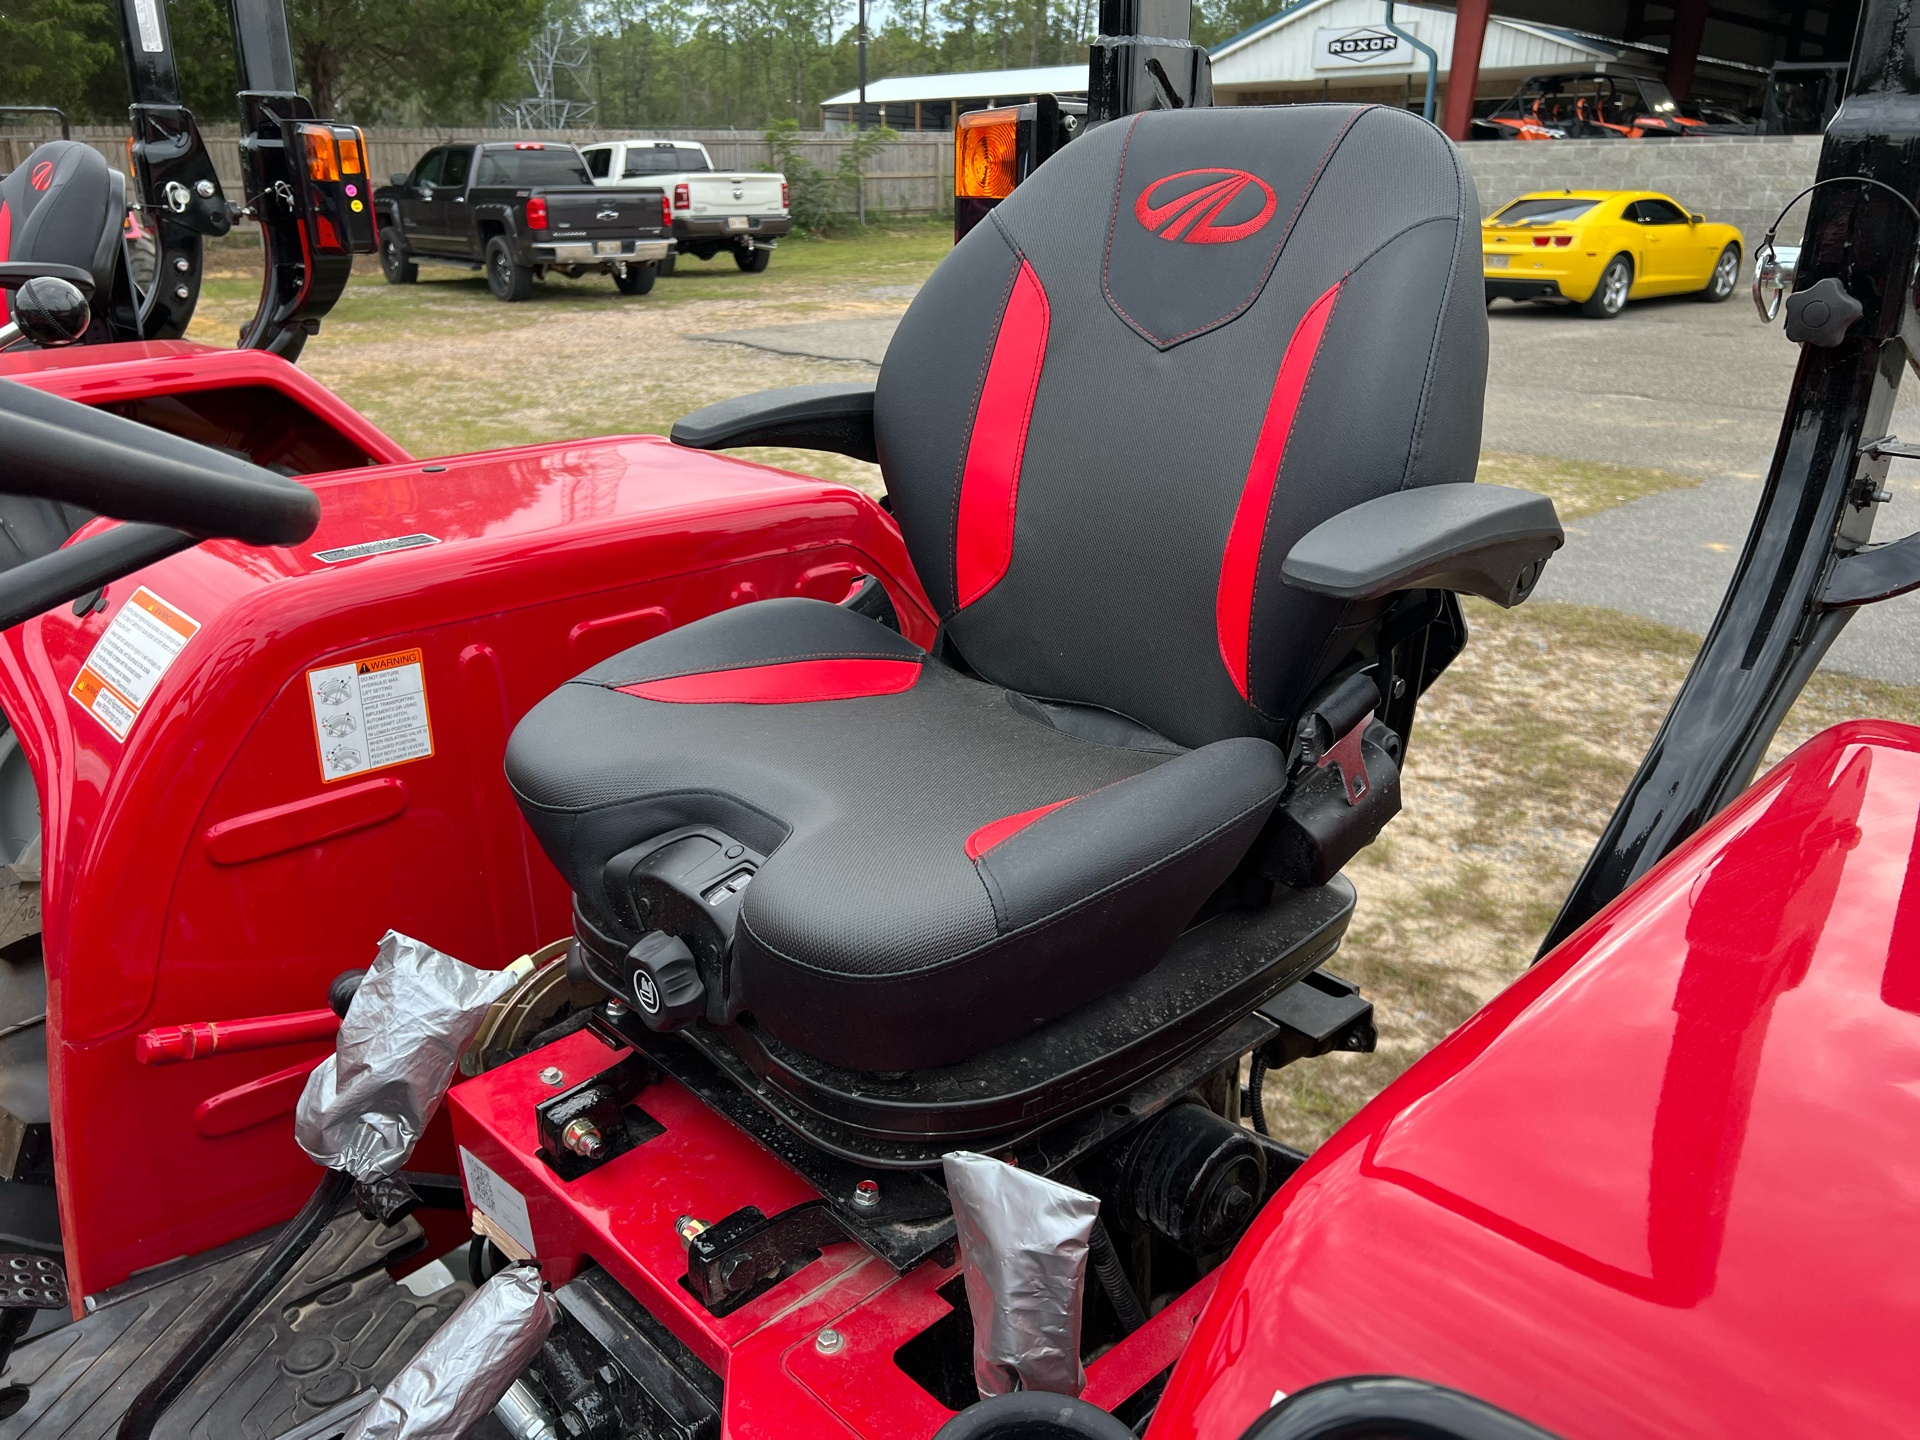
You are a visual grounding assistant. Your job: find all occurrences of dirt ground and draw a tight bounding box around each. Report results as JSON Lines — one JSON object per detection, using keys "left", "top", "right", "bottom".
{"left": 192, "top": 229, "right": 1920, "bottom": 1147}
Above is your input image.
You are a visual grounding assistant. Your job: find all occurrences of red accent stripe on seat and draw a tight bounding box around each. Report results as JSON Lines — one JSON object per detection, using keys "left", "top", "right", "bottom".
{"left": 965, "top": 797, "right": 1076, "bottom": 861}
{"left": 1215, "top": 279, "right": 1344, "bottom": 700}
{"left": 955, "top": 258, "right": 1051, "bottom": 609}
{"left": 0, "top": 203, "right": 12, "bottom": 327}
{"left": 618, "top": 659, "right": 922, "bottom": 705}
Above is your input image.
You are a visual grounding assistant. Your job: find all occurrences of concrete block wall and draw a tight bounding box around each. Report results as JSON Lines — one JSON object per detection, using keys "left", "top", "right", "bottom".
{"left": 1457, "top": 136, "right": 1824, "bottom": 249}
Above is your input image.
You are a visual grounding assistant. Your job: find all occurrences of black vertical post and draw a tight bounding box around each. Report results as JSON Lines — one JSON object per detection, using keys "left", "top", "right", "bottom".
{"left": 1541, "top": 0, "right": 1920, "bottom": 952}
{"left": 1088, "top": 0, "right": 1211, "bottom": 125}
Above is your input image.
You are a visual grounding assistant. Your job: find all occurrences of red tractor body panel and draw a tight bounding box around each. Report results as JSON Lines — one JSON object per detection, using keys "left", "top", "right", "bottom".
{"left": 1158, "top": 720, "right": 1920, "bottom": 1439}
{"left": 1, "top": 433, "right": 934, "bottom": 1301}
{"left": 0, "top": 339, "right": 411, "bottom": 470}
{"left": 448, "top": 1026, "right": 1211, "bottom": 1437}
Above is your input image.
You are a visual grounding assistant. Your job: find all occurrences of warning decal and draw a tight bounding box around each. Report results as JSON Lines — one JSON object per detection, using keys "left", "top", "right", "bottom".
{"left": 306, "top": 647, "right": 435, "bottom": 782}
{"left": 69, "top": 587, "right": 201, "bottom": 742}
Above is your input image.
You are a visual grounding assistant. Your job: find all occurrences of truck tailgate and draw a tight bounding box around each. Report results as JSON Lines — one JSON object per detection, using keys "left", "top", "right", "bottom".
{"left": 689, "top": 175, "right": 785, "bottom": 216}
{"left": 543, "top": 188, "right": 661, "bottom": 236}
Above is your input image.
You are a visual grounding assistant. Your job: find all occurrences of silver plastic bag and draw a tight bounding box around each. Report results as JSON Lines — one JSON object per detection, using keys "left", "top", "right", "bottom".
{"left": 943, "top": 1150, "right": 1099, "bottom": 1400}
{"left": 295, "top": 931, "right": 517, "bottom": 1182}
{"left": 343, "top": 1264, "right": 558, "bottom": 1440}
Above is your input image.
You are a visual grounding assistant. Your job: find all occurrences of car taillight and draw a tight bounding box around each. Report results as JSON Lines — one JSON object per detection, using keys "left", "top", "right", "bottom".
{"left": 781, "top": 181, "right": 789, "bottom": 210}
{"left": 1533, "top": 235, "right": 1551, "bottom": 246}
{"left": 661, "top": 194, "right": 671, "bottom": 228}
{"left": 526, "top": 196, "right": 548, "bottom": 230}
{"left": 673, "top": 182, "right": 690, "bottom": 210}
{"left": 1553, "top": 235, "right": 1572, "bottom": 246}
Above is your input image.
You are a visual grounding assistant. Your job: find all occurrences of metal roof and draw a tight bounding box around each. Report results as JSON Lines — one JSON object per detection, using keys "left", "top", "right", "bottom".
{"left": 820, "top": 65, "right": 1088, "bottom": 107}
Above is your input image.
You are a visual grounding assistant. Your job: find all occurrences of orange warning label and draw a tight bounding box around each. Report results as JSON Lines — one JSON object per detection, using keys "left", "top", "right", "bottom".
{"left": 306, "top": 647, "right": 435, "bottom": 781}
{"left": 68, "top": 586, "right": 201, "bottom": 742}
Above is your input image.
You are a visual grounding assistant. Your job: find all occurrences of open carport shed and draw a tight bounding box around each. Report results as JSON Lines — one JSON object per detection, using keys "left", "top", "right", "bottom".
{"left": 1442, "top": 0, "right": 1859, "bottom": 135}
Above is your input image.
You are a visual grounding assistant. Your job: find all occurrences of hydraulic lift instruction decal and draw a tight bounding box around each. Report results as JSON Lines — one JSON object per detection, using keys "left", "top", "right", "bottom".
{"left": 69, "top": 587, "right": 201, "bottom": 741}
{"left": 306, "top": 648, "right": 435, "bottom": 781}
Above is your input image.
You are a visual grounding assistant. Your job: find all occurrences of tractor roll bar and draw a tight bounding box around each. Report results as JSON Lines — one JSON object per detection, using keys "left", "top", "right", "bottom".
{"left": 1542, "top": 0, "right": 1920, "bottom": 951}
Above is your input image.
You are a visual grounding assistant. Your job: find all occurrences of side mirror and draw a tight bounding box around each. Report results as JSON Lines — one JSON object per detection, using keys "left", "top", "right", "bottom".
{"left": 1691, "top": 213, "right": 1705, "bottom": 224}
{"left": 11, "top": 277, "right": 90, "bottom": 348}
{"left": 391, "top": 173, "right": 407, "bottom": 186}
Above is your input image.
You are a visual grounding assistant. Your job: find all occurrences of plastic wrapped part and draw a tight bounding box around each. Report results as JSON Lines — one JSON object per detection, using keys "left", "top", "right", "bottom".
{"left": 296, "top": 931, "right": 518, "bottom": 1182}
{"left": 942, "top": 1151, "right": 1099, "bottom": 1400}
{"left": 343, "top": 1265, "right": 558, "bottom": 1440}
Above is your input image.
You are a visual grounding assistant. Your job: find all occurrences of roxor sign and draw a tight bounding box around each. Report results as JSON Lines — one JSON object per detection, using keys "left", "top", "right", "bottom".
{"left": 1314, "top": 24, "right": 1413, "bottom": 70}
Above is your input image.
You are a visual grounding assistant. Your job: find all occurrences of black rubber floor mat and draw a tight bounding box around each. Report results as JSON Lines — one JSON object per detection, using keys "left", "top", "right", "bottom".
{"left": 0, "top": 1210, "right": 469, "bottom": 1438}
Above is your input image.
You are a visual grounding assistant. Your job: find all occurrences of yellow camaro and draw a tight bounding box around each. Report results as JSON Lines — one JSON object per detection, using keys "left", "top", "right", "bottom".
{"left": 1483, "top": 190, "right": 1744, "bottom": 318}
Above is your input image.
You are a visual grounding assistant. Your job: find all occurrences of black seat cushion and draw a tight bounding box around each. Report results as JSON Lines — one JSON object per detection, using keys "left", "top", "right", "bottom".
{"left": 507, "top": 599, "right": 1286, "bottom": 1069}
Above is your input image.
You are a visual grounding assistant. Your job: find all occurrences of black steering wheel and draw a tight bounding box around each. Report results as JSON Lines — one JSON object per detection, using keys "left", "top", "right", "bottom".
{"left": 0, "top": 379, "right": 321, "bottom": 629}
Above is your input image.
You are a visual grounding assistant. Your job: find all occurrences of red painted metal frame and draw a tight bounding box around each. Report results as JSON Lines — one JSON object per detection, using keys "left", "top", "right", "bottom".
{"left": 0, "top": 430, "right": 935, "bottom": 1302}
{"left": 0, "top": 340, "right": 410, "bottom": 467}
{"left": 1156, "top": 720, "right": 1920, "bottom": 1440}
{"left": 449, "top": 1025, "right": 1201, "bottom": 1439}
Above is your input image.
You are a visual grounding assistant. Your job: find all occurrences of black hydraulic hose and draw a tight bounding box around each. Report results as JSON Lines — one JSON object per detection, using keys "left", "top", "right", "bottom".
{"left": 1247, "top": 1053, "right": 1270, "bottom": 1137}
{"left": 1088, "top": 1218, "right": 1147, "bottom": 1335}
{"left": 116, "top": 1168, "right": 356, "bottom": 1440}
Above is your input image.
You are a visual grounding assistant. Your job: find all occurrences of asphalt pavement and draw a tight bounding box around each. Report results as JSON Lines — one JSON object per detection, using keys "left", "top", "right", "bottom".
{"left": 699, "top": 289, "right": 1920, "bottom": 685}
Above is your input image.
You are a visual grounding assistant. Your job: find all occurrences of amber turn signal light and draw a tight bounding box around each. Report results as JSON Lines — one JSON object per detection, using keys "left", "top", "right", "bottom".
{"left": 956, "top": 108, "right": 1020, "bottom": 200}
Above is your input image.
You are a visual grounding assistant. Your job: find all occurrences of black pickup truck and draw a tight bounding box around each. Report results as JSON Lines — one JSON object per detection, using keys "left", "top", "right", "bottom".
{"left": 373, "top": 142, "right": 673, "bottom": 301}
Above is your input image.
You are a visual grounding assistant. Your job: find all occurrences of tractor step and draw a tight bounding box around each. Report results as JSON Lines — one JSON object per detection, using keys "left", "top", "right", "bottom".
{"left": 0, "top": 1211, "right": 469, "bottom": 1438}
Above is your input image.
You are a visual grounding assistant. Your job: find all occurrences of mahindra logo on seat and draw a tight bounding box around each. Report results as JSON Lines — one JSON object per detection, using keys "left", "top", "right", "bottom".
{"left": 1135, "top": 168, "right": 1276, "bottom": 245}
{"left": 29, "top": 161, "right": 53, "bottom": 192}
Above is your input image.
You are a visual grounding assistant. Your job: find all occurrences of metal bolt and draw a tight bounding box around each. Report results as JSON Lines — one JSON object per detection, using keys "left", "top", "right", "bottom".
{"left": 172, "top": 256, "right": 190, "bottom": 272}
{"left": 194, "top": 179, "right": 216, "bottom": 198}
{"left": 539, "top": 1066, "right": 565, "bottom": 1086}
{"left": 604, "top": 1000, "right": 628, "bottom": 1020}
{"left": 173, "top": 284, "right": 190, "bottom": 299}
{"left": 851, "top": 1178, "right": 881, "bottom": 1210}
{"left": 561, "top": 1118, "right": 603, "bottom": 1158}
{"left": 674, "top": 1214, "right": 709, "bottom": 1246}
{"left": 815, "top": 1328, "right": 844, "bottom": 1355}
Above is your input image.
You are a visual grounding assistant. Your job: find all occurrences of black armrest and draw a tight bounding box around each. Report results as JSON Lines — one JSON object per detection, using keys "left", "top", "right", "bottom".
{"left": 670, "top": 383, "right": 876, "bottom": 463}
{"left": 1282, "top": 483, "right": 1563, "bottom": 607}
{"left": 0, "top": 262, "right": 94, "bottom": 297}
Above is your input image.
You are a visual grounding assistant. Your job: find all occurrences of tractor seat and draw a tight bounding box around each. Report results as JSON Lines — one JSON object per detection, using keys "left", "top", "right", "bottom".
{"left": 510, "top": 598, "right": 1286, "bottom": 1071}
{"left": 508, "top": 103, "right": 1505, "bottom": 1074}
{"left": 0, "top": 142, "right": 125, "bottom": 330}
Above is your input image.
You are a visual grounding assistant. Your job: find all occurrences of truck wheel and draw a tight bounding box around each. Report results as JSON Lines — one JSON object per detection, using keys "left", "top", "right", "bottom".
{"left": 613, "top": 261, "right": 656, "bottom": 296}
{"left": 733, "top": 243, "right": 771, "bottom": 274}
{"left": 485, "top": 237, "right": 533, "bottom": 302}
{"left": 380, "top": 230, "right": 417, "bottom": 285}
{"left": 656, "top": 253, "right": 677, "bottom": 277}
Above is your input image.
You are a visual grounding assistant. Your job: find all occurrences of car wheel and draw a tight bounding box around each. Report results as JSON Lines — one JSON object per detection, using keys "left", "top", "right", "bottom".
{"left": 380, "top": 230, "right": 417, "bottom": 285}
{"left": 733, "top": 243, "right": 771, "bottom": 274}
{"left": 485, "top": 236, "right": 533, "bottom": 302}
{"left": 1699, "top": 244, "right": 1740, "bottom": 302}
{"left": 1581, "top": 255, "right": 1632, "bottom": 319}
{"left": 656, "top": 252, "right": 677, "bottom": 277}
{"left": 613, "top": 261, "right": 656, "bottom": 295}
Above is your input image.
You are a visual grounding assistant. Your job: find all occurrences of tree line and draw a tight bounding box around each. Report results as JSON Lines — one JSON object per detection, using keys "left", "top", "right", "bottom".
{"left": 1, "top": 0, "right": 1275, "bottom": 131}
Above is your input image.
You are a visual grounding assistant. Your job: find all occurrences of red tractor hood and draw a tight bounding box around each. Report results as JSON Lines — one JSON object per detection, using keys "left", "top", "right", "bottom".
{"left": 1159, "top": 719, "right": 1920, "bottom": 1439}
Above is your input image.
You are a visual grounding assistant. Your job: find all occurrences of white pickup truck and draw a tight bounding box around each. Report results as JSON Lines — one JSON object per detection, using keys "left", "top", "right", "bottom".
{"left": 580, "top": 140, "right": 790, "bottom": 274}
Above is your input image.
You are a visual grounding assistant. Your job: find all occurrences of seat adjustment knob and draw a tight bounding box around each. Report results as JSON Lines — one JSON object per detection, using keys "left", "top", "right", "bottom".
{"left": 627, "top": 930, "right": 705, "bottom": 1030}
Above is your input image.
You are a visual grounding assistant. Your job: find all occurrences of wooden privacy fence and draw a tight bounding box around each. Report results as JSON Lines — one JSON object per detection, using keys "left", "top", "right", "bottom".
{"left": 0, "top": 124, "right": 954, "bottom": 217}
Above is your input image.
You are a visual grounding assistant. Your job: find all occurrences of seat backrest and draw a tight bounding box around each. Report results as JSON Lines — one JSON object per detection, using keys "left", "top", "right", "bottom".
{"left": 874, "top": 104, "right": 1485, "bottom": 750}
{"left": 0, "top": 142, "right": 125, "bottom": 327}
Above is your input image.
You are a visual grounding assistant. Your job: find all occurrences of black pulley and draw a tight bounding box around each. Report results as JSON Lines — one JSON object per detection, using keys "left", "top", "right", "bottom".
{"left": 1124, "top": 1101, "right": 1266, "bottom": 1255}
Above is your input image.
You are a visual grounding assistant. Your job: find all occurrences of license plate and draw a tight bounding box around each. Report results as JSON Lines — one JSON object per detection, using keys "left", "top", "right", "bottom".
{"left": 595, "top": 240, "right": 623, "bottom": 256}
{"left": 1485, "top": 252, "right": 1509, "bottom": 269}
{"left": 726, "top": 216, "right": 749, "bottom": 232}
